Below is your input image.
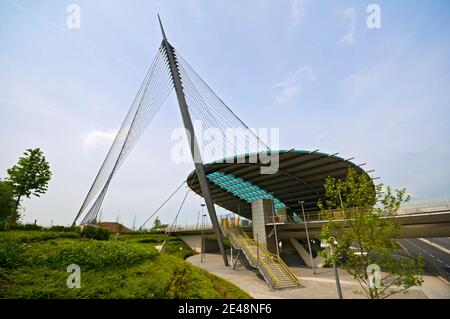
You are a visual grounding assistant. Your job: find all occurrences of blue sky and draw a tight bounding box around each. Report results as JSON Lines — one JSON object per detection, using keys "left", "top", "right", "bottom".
{"left": 0, "top": 0, "right": 449, "bottom": 227}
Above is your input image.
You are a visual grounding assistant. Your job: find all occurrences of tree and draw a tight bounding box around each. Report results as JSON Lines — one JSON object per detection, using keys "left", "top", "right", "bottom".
{"left": 6, "top": 148, "right": 52, "bottom": 222}
{"left": 0, "top": 180, "right": 17, "bottom": 222}
{"left": 318, "top": 167, "right": 424, "bottom": 299}
{"left": 152, "top": 216, "right": 168, "bottom": 231}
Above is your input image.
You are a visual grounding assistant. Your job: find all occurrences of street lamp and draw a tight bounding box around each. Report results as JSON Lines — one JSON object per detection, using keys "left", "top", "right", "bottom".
{"left": 299, "top": 200, "right": 315, "bottom": 274}
{"left": 270, "top": 193, "right": 280, "bottom": 257}
{"left": 201, "top": 204, "right": 206, "bottom": 263}
{"left": 328, "top": 236, "right": 343, "bottom": 299}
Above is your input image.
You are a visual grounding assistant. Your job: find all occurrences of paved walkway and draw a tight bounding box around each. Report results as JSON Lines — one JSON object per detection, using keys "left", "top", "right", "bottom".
{"left": 187, "top": 252, "right": 450, "bottom": 299}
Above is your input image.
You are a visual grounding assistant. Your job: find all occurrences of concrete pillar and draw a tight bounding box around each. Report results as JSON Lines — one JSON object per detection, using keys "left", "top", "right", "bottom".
{"left": 251, "top": 199, "right": 278, "bottom": 253}
{"left": 251, "top": 199, "right": 272, "bottom": 247}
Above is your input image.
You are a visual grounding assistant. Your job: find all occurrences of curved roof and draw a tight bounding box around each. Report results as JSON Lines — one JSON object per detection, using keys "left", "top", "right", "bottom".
{"left": 187, "top": 150, "right": 371, "bottom": 219}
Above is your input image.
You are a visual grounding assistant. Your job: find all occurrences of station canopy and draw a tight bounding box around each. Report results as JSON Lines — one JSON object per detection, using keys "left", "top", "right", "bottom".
{"left": 186, "top": 150, "right": 371, "bottom": 220}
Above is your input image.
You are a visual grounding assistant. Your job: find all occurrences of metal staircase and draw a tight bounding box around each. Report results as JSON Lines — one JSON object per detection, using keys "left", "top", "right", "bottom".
{"left": 221, "top": 218, "right": 300, "bottom": 289}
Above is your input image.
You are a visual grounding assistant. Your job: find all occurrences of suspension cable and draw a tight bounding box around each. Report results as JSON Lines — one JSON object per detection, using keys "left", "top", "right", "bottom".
{"left": 138, "top": 180, "right": 187, "bottom": 231}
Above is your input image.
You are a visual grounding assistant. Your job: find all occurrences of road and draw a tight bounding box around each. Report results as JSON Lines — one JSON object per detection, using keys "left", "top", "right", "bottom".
{"left": 428, "top": 237, "right": 450, "bottom": 248}
{"left": 397, "top": 238, "right": 450, "bottom": 281}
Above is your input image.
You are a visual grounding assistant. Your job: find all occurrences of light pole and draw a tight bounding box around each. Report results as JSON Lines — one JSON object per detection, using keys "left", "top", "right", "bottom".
{"left": 270, "top": 193, "right": 280, "bottom": 257}
{"left": 196, "top": 210, "right": 200, "bottom": 230}
{"left": 328, "top": 236, "right": 343, "bottom": 299}
{"left": 299, "top": 200, "right": 316, "bottom": 274}
{"left": 201, "top": 204, "right": 206, "bottom": 263}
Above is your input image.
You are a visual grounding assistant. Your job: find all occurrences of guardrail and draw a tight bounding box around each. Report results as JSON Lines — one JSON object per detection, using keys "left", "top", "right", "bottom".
{"left": 222, "top": 220, "right": 280, "bottom": 287}
{"left": 167, "top": 198, "right": 450, "bottom": 232}
{"left": 221, "top": 218, "right": 300, "bottom": 288}
{"left": 166, "top": 223, "right": 213, "bottom": 232}
{"left": 265, "top": 198, "right": 450, "bottom": 224}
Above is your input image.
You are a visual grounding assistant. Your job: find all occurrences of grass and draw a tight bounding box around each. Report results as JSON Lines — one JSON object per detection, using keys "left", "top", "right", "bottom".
{"left": 0, "top": 230, "right": 251, "bottom": 299}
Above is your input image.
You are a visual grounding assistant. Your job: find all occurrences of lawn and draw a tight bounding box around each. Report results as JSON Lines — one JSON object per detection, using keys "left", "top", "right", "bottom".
{"left": 0, "top": 230, "right": 251, "bottom": 299}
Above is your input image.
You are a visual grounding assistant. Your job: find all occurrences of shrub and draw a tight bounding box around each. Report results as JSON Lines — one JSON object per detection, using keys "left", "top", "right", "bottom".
{"left": 0, "top": 222, "right": 44, "bottom": 232}
{"left": 48, "top": 225, "right": 79, "bottom": 233}
{"left": 137, "top": 238, "right": 160, "bottom": 244}
{"left": 162, "top": 238, "right": 195, "bottom": 259}
{"left": 81, "top": 226, "right": 110, "bottom": 241}
{"left": 1, "top": 231, "right": 79, "bottom": 243}
{"left": 43, "top": 241, "right": 159, "bottom": 269}
{"left": 0, "top": 239, "right": 24, "bottom": 268}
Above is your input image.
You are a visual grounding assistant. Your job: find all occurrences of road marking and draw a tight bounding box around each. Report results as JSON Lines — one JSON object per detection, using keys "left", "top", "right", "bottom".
{"left": 418, "top": 238, "right": 450, "bottom": 254}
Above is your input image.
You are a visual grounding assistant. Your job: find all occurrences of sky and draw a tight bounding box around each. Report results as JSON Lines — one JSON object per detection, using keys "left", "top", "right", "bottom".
{"left": 0, "top": 0, "right": 449, "bottom": 228}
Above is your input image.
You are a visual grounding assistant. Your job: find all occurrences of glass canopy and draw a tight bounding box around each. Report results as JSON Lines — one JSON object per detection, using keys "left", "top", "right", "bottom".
{"left": 207, "top": 171, "right": 287, "bottom": 214}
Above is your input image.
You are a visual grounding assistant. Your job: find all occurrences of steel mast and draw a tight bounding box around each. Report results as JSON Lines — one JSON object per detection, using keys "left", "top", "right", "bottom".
{"left": 158, "top": 15, "right": 229, "bottom": 266}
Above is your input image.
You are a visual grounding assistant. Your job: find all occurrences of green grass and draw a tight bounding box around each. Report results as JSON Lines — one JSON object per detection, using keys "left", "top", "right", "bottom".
{"left": 0, "top": 230, "right": 251, "bottom": 299}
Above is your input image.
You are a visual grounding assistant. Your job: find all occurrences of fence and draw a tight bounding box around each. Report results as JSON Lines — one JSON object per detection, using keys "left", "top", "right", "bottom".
{"left": 166, "top": 198, "right": 450, "bottom": 232}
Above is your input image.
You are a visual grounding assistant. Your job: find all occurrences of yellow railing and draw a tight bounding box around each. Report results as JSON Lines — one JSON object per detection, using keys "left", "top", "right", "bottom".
{"left": 240, "top": 230, "right": 299, "bottom": 286}
{"left": 222, "top": 220, "right": 300, "bottom": 288}
{"left": 222, "top": 222, "right": 281, "bottom": 287}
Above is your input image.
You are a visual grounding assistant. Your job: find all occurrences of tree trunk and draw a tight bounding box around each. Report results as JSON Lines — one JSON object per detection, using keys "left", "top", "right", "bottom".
{"left": 13, "top": 195, "right": 21, "bottom": 224}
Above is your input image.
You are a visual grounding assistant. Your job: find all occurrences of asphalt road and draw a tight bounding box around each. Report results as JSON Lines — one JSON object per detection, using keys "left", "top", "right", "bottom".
{"left": 428, "top": 237, "right": 450, "bottom": 248}
{"left": 397, "top": 238, "right": 450, "bottom": 281}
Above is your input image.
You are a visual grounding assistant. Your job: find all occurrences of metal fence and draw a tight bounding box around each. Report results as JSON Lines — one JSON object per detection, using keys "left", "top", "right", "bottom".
{"left": 166, "top": 223, "right": 213, "bottom": 232}
{"left": 167, "top": 198, "right": 450, "bottom": 231}
{"left": 396, "top": 198, "right": 450, "bottom": 215}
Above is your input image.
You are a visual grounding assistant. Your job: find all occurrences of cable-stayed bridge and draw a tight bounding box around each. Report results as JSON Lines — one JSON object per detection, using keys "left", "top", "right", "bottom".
{"left": 73, "top": 17, "right": 450, "bottom": 287}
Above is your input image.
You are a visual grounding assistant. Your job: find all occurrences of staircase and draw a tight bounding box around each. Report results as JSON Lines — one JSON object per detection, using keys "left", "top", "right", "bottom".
{"left": 221, "top": 219, "right": 300, "bottom": 289}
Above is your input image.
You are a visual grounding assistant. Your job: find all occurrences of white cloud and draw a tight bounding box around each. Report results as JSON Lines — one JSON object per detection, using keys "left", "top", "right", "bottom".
{"left": 82, "top": 129, "right": 117, "bottom": 152}
{"left": 274, "top": 65, "right": 315, "bottom": 103}
{"left": 290, "top": 0, "right": 309, "bottom": 27}
{"left": 340, "top": 62, "right": 395, "bottom": 98}
{"left": 337, "top": 8, "right": 356, "bottom": 45}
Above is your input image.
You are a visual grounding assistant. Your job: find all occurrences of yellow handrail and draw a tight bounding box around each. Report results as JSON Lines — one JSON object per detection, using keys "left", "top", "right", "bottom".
{"left": 232, "top": 229, "right": 280, "bottom": 286}
{"left": 234, "top": 225, "right": 294, "bottom": 286}
{"left": 245, "top": 234, "right": 294, "bottom": 282}
{"left": 225, "top": 223, "right": 281, "bottom": 286}
{"left": 269, "top": 253, "right": 300, "bottom": 286}
{"left": 228, "top": 222, "right": 300, "bottom": 287}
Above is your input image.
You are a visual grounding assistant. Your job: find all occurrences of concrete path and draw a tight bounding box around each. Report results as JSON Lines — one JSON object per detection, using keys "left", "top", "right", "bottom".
{"left": 187, "top": 253, "right": 450, "bottom": 299}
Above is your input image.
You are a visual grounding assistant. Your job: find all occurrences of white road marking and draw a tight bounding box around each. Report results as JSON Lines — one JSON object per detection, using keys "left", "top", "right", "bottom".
{"left": 418, "top": 238, "right": 450, "bottom": 254}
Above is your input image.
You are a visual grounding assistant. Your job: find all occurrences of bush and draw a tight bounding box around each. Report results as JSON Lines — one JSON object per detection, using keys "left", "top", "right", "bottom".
{"left": 161, "top": 238, "right": 195, "bottom": 259}
{"left": 48, "top": 225, "right": 79, "bottom": 233}
{"left": 1, "top": 231, "right": 79, "bottom": 243}
{"left": 81, "top": 226, "right": 110, "bottom": 241}
{"left": 0, "top": 239, "right": 24, "bottom": 268}
{"left": 41, "top": 241, "right": 159, "bottom": 269}
{"left": 137, "top": 238, "right": 160, "bottom": 244}
{"left": 0, "top": 232, "right": 251, "bottom": 299}
{"left": 4, "top": 224, "right": 43, "bottom": 231}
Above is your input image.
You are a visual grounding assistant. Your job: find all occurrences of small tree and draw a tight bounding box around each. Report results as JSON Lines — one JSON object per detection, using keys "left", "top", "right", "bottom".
{"left": 152, "top": 216, "right": 167, "bottom": 231}
{"left": 6, "top": 148, "right": 52, "bottom": 222}
{"left": 319, "top": 167, "right": 424, "bottom": 299}
{"left": 0, "top": 180, "right": 17, "bottom": 222}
